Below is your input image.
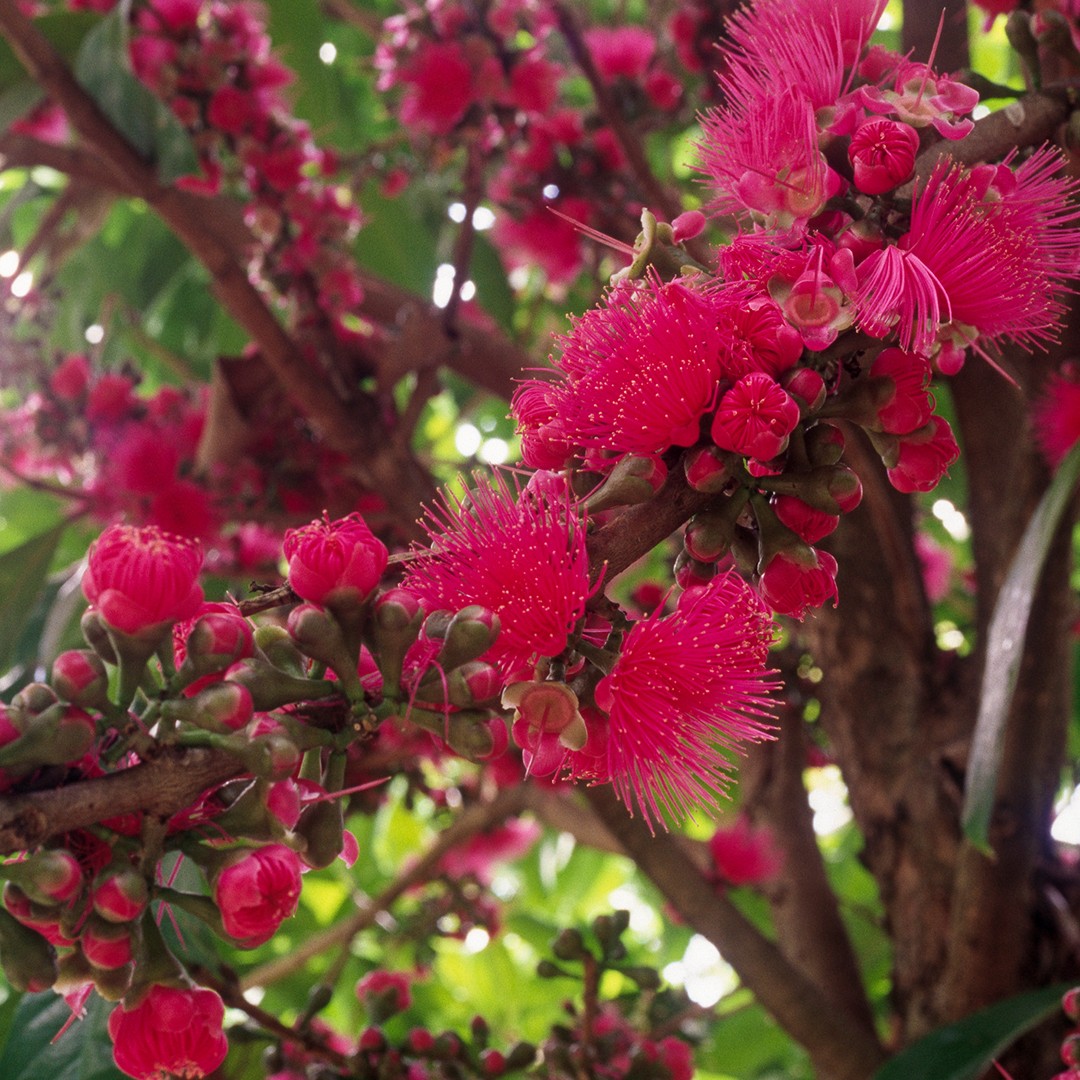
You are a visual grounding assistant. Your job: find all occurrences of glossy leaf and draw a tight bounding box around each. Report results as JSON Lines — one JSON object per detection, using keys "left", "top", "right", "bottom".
{"left": 873, "top": 982, "right": 1072, "bottom": 1080}
{"left": 0, "top": 522, "right": 66, "bottom": 673}
{"left": 0, "top": 991, "right": 120, "bottom": 1080}
{"left": 963, "top": 438, "right": 1080, "bottom": 851}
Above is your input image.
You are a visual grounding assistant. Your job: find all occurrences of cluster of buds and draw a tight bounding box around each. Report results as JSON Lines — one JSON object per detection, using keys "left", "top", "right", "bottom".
{"left": 537, "top": 911, "right": 695, "bottom": 1080}
{"left": 1054, "top": 987, "right": 1080, "bottom": 1080}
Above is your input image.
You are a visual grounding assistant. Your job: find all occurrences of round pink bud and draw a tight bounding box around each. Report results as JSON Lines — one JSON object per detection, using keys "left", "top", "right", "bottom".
{"left": 1064, "top": 1035, "right": 1080, "bottom": 1068}
{"left": 358, "top": 1026, "right": 386, "bottom": 1052}
{"left": 92, "top": 869, "right": 149, "bottom": 923}
{"left": 805, "top": 423, "right": 846, "bottom": 466}
{"left": 183, "top": 611, "right": 255, "bottom": 674}
{"left": 711, "top": 374, "right": 801, "bottom": 461}
{"left": 886, "top": 417, "right": 960, "bottom": 494}
{"left": 1063, "top": 987, "right": 1080, "bottom": 1022}
{"left": 190, "top": 681, "right": 254, "bottom": 732}
{"left": 671, "top": 210, "right": 706, "bottom": 243}
{"left": 267, "top": 779, "right": 302, "bottom": 831}
{"left": 481, "top": 1049, "right": 507, "bottom": 1076}
{"left": 782, "top": 368, "right": 827, "bottom": 413}
{"left": 28, "top": 850, "right": 83, "bottom": 904}
{"left": 458, "top": 661, "right": 504, "bottom": 705}
{"left": 81, "top": 919, "right": 133, "bottom": 970}
{"left": 108, "top": 984, "right": 228, "bottom": 1080}
{"left": 683, "top": 445, "right": 732, "bottom": 493}
{"left": 213, "top": 843, "right": 303, "bottom": 946}
{"left": 51, "top": 650, "right": 110, "bottom": 708}
{"left": 82, "top": 524, "right": 204, "bottom": 636}
{"left": 848, "top": 119, "right": 920, "bottom": 195}
{"left": 673, "top": 550, "right": 717, "bottom": 590}
{"left": 759, "top": 549, "right": 839, "bottom": 619}
{"left": 283, "top": 512, "right": 387, "bottom": 608}
{"left": 773, "top": 496, "right": 839, "bottom": 544}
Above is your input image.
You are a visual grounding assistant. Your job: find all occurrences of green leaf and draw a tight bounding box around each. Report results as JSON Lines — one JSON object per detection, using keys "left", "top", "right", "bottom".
{"left": 872, "top": 982, "right": 1072, "bottom": 1080}
{"left": 962, "top": 439, "right": 1080, "bottom": 851}
{"left": 73, "top": 9, "right": 196, "bottom": 183}
{"left": 0, "top": 522, "right": 66, "bottom": 673}
{"left": 0, "top": 990, "right": 121, "bottom": 1080}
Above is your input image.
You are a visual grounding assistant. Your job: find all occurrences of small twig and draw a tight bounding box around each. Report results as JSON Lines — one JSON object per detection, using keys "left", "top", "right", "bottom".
{"left": 239, "top": 785, "right": 529, "bottom": 989}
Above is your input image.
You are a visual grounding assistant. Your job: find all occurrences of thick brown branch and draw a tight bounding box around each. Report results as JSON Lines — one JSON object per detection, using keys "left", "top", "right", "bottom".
{"left": 743, "top": 708, "right": 879, "bottom": 1037}
{"left": 585, "top": 786, "right": 886, "bottom": 1080}
{"left": 0, "top": 748, "right": 243, "bottom": 855}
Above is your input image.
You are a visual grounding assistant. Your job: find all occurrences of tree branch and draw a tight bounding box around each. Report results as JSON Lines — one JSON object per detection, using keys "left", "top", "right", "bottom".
{"left": 0, "top": 747, "right": 243, "bottom": 855}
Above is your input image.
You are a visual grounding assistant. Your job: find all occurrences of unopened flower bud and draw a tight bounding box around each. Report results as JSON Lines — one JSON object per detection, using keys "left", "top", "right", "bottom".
{"left": 10, "top": 682, "right": 58, "bottom": 720}
{"left": 181, "top": 611, "right": 254, "bottom": 678}
{"left": 886, "top": 417, "right": 960, "bottom": 494}
{"left": 51, "top": 650, "right": 110, "bottom": 709}
{"left": 80, "top": 609, "right": 118, "bottom": 664}
{"left": 848, "top": 119, "right": 919, "bottom": 195}
{"left": 283, "top": 512, "right": 388, "bottom": 609}
{"left": 370, "top": 587, "right": 424, "bottom": 687}
{"left": 683, "top": 445, "right": 733, "bottom": 493}
{"left": 804, "top": 423, "right": 845, "bottom": 465}
{"left": 0, "top": 907, "right": 57, "bottom": 992}
{"left": 673, "top": 550, "right": 717, "bottom": 590}
{"left": 422, "top": 661, "right": 503, "bottom": 708}
{"left": 481, "top": 1049, "right": 507, "bottom": 1076}
{"left": 165, "top": 681, "right": 254, "bottom": 734}
{"left": 81, "top": 915, "right": 133, "bottom": 970}
{"left": 760, "top": 548, "right": 839, "bottom": 618}
{"left": 584, "top": 454, "right": 668, "bottom": 513}
{"left": 295, "top": 799, "right": 344, "bottom": 870}
{"left": 7, "top": 849, "right": 83, "bottom": 906}
{"left": 223, "top": 657, "right": 336, "bottom": 711}
{"left": 773, "top": 495, "right": 839, "bottom": 544}
{"left": 1064, "top": 987, "right": 1080, "bottom": 1022}
{"left": 552, "top": 927, "right": 588, "bottom": 961}
{"left": 0, "top": 704, "right": 96, "bottom": 770}
{"left": 436, "top": 606, "right": 501, "bottom": 672}
{"left": 254, "top": 624, "right": 309, "bottom": 678}
{"left": 3, "top": 883, "right": 73, "bottom": 947}
{"left": 240, "top": 732, "right": 304, "bottom": 781}
{"left": 287, "top": 603, "right": 364, "bottom": 698}
{"left": 782, "top": 368, "right": 827, "bottom": 413}
{"left": 91, "top": 961, "right": 134, "bottom": 1001}
{"left": 92, "top": 868, "right": 149, "bottom": 923}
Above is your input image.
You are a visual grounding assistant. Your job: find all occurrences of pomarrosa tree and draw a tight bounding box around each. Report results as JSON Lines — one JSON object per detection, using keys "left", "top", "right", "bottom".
{"left": 0, "top": 1, "right": 1077, "bottom": 1079}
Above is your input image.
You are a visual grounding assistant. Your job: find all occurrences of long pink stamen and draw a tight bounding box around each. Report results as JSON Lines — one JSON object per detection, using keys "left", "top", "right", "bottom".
{"left": 914, "top": 10, "right": 946, "bottom": 108}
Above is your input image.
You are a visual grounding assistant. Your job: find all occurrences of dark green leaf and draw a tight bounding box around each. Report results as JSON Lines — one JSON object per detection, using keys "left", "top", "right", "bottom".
{"left": 73, "top": 9, "right": 196, "bottom": 182}
{"left": 963, "top": 439, "right": 1080, "bottom": 850}
{"left": 0, "top": 990, "right": 121, "bottom": 1080}
{"left": 0, "top": 522, "right": 66, "bottom": 673}
{"left": 872, "top": 982, "right": 1072, "bottom": 1080}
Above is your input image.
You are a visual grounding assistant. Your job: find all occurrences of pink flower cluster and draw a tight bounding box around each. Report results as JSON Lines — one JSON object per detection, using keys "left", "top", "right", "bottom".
{"left": 122, "top": 0, "right": 365, "bottom": 342}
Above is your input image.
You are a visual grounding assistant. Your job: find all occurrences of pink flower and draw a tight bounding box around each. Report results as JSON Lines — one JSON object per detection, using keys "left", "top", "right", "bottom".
{"left": 213, "top": 843, "right": 303, "bottom": 947}
{"left": 590, "top": 573, "right": 777, "bottom": 826}
{"left": 583, "top": 26, "right": 656, "bottom": 82}
{"left": 1034, "top": 373, "right": 1080, "bottom": 467}
{"left": 82, "top": 524, "right": 204, "bottom": 636}
{"left": 708, "top": 815, "right": 784, "bottom": 886}
{"left": 772, "top": 496, "right": 838, "bottom": 544}
{"left": 848, "top": 120, "right": 919, "bottom": 195}
{"left": 403, "top": 472, "right": 589, "bottom": 674}
{"left": 697, "top": 87, "right": 830, "bottom": 230}
{"left": 710, "top": 373, "right": 800, "bottom": 461}
{"left": 759, "top": 549, "right": 839, "bottom": 618}
{"left": 398, "top": 40, "right": 475, "bottom": 134}
{"left": 869, "top": 348, "right": 935, "bottom": 435}
{"left": 439, "top": 818, "right": 542, "bottom": 884}
{"left": 539, "top": 277, "right": 752, "bottom": 463}
{"left": 283, "top": 512, "right": 387, "bottom": 608}
{"left": 108, "top": 984, "right": 228, "bottom": 1080}
{"left": 491, "top": 198, "right": 589, "bottom": 286}
{"left": 859, "top": 151, "right": 1080, "bottom": 354}
{"left": 49, "top": 354, "right": 91, "bottom": 401}
{"left": 887, "top": 416, "right": 960, "bottom": 493}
